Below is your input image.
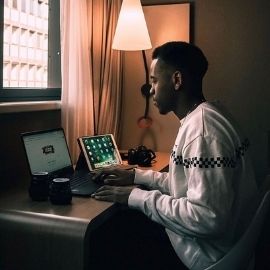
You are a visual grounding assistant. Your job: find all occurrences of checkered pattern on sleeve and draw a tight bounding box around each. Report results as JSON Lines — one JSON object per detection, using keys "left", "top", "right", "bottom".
{"left": 171, "top": 139, "right": 249, "bottom": 169}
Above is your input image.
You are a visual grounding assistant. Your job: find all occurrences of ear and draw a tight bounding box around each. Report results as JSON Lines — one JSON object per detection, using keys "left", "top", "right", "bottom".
{"left": 173, "top": 71, "right": 182, "bottom": 90}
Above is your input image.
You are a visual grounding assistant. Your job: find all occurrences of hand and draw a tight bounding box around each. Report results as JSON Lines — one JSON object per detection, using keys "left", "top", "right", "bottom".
{"left": 91, "top": 185, "right": 135, "bottom": 204}
{"left": 92, "top": 168, "right": 135, "bottom": 186}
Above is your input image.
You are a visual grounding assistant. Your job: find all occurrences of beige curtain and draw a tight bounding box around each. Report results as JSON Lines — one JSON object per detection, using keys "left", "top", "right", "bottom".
{"left": 88, "top": 1, "right": 123, "bottom": 137}
{"left": 61, "top": 0, "right": 123, "bottom": 163}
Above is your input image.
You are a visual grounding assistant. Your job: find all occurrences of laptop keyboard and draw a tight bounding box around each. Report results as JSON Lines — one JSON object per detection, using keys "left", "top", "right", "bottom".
{"left": 70, "top": 171, "right": 94, "bottom": 188}
{"left": 69, "top": 165, "right": 135, "bottom": 189}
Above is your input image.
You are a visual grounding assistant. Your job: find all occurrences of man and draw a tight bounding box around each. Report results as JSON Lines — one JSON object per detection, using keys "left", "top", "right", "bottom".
{"left": 92, "top": 41, "right": 258, "bottom": 269}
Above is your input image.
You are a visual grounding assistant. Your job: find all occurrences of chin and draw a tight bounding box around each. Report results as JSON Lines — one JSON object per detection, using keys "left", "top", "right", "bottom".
{"left": 158, "top": 108, "right": 169, "bottom": 115}
{"left": 155, "top": 103, "right": 169, "bottom": 115}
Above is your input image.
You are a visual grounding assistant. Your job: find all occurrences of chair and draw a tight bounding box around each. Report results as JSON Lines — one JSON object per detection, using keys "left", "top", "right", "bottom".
{"left": 205, "top": 190, "right": 270, "bottom": 270}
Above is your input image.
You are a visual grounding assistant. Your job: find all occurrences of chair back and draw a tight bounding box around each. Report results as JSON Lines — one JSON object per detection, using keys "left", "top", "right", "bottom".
{"left": 205, "top": 190, "right": 270, "bottom": 270}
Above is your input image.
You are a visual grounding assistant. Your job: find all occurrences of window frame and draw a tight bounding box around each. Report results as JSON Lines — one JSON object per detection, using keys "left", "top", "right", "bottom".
{"left": 0, "top": 0, "right": 61, "bottom": 102}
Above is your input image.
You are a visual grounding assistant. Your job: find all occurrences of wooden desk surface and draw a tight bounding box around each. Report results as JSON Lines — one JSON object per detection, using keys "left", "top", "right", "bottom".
{"left": 0, "top": 152, "right": 169, "bottom": 218}
{"left": 0, "top": 152, "right": 170, "bottom": 270}
{"left": 0, "top": 190, "right": 113, "bottom": 221}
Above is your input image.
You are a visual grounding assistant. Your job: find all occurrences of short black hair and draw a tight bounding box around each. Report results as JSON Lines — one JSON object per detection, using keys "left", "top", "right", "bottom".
{"left": 152, "top": 41, "right": 208, "bottom": 80}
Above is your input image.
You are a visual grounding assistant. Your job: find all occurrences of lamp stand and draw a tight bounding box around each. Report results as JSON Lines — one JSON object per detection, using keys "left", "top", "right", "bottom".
{"left": 137, "top": 50, "right": 153, "bottom": 128}
{"left": 141, "top": 50, "right": 152, "bottom": 97}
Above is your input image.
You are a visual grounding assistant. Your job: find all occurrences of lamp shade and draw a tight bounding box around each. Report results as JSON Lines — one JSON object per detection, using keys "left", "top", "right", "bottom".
{"left": 112, "top": 0, "right": 152, "bottom": 51}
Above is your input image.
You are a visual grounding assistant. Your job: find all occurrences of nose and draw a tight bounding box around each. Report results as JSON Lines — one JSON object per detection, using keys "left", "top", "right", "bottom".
{"left": 150, "top": 85, "right": 155, "bottom": 96}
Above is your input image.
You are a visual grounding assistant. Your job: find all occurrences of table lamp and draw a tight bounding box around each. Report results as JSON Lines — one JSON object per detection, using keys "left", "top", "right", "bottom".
{"left": 112, "top": 0, "right": 153, "bottom": 128}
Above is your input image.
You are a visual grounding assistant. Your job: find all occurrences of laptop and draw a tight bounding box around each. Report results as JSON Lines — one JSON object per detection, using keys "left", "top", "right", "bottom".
{"left": 21, "top": 128, "right": 102, "bottom": 196}
{"left": 77, "top": 134, "right": 136, "bottom": 172}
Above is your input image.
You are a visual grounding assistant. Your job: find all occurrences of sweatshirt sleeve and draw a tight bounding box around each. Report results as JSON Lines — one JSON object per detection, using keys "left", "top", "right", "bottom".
{"left": 129, "top": 136, "right": 236, "bottom": 238}
{"left": 134, "top": 168, "right": 170, "bottom": 194}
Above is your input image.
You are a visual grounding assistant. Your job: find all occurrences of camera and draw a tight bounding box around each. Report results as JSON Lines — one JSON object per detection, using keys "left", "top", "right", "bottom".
{"left": 128, "top": 145, "right": 156, "bottom": 167}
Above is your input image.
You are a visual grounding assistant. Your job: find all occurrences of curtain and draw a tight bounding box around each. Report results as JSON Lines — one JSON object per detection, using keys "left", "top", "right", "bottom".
{"left": 88, "top": 1, "right": 123, "bottom": 137}
{"left": 61, "top": 0, "right": 123, "bottom": 163}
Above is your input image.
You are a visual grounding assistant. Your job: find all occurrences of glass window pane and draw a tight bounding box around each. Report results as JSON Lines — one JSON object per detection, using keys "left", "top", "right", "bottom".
{"left": 12, "top": 0, "right": 17, "bottom": 9}
{"left": 3, "top": 0, "right": 49, "bottom": 88}
{"left": 21, "top": 0, "right": 26, "bottom": 13}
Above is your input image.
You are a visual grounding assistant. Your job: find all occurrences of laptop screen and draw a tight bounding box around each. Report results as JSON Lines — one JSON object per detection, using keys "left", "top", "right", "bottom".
{"left": 22, "top": 129, "right": 72, "bottom": 174}
{"left": 79, "top": 134, "right": 122, "bottom": 171}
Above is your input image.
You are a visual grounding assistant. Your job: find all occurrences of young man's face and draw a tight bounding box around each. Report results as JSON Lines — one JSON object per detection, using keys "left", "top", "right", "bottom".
{"left": 150, "top": 59, "right": 176, "bottom": 115}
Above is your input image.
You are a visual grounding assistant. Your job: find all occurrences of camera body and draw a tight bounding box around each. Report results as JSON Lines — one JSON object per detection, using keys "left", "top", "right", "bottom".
{"left": 128, "top": 145, "right": 156, "bottom": 167}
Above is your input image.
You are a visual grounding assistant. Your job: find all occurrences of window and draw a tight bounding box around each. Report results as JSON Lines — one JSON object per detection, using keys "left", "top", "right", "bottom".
{"left": 0, "top": 0, "right": 61, "bottom": 102}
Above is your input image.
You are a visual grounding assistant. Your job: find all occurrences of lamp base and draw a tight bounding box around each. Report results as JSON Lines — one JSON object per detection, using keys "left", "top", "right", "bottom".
{"left": 137, "top": 116, "right": 153, "bottom": 128}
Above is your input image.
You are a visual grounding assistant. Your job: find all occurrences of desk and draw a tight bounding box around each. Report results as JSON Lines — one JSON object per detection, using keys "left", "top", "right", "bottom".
{"left": 0, "top": 152, "right": 169, "bottom": 270}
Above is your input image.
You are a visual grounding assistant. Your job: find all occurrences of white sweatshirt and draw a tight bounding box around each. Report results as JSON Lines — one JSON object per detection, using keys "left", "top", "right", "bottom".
{"left": 128, "top": 101, "right": 258, "bottom": 269}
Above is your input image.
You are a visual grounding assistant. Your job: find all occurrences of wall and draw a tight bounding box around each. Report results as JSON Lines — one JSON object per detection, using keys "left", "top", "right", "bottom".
{"left": 119, "top": 0, "right": 270, "bottom": 182}
{"left": 0, "top": 109, "right": 61, "bottom": 189}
